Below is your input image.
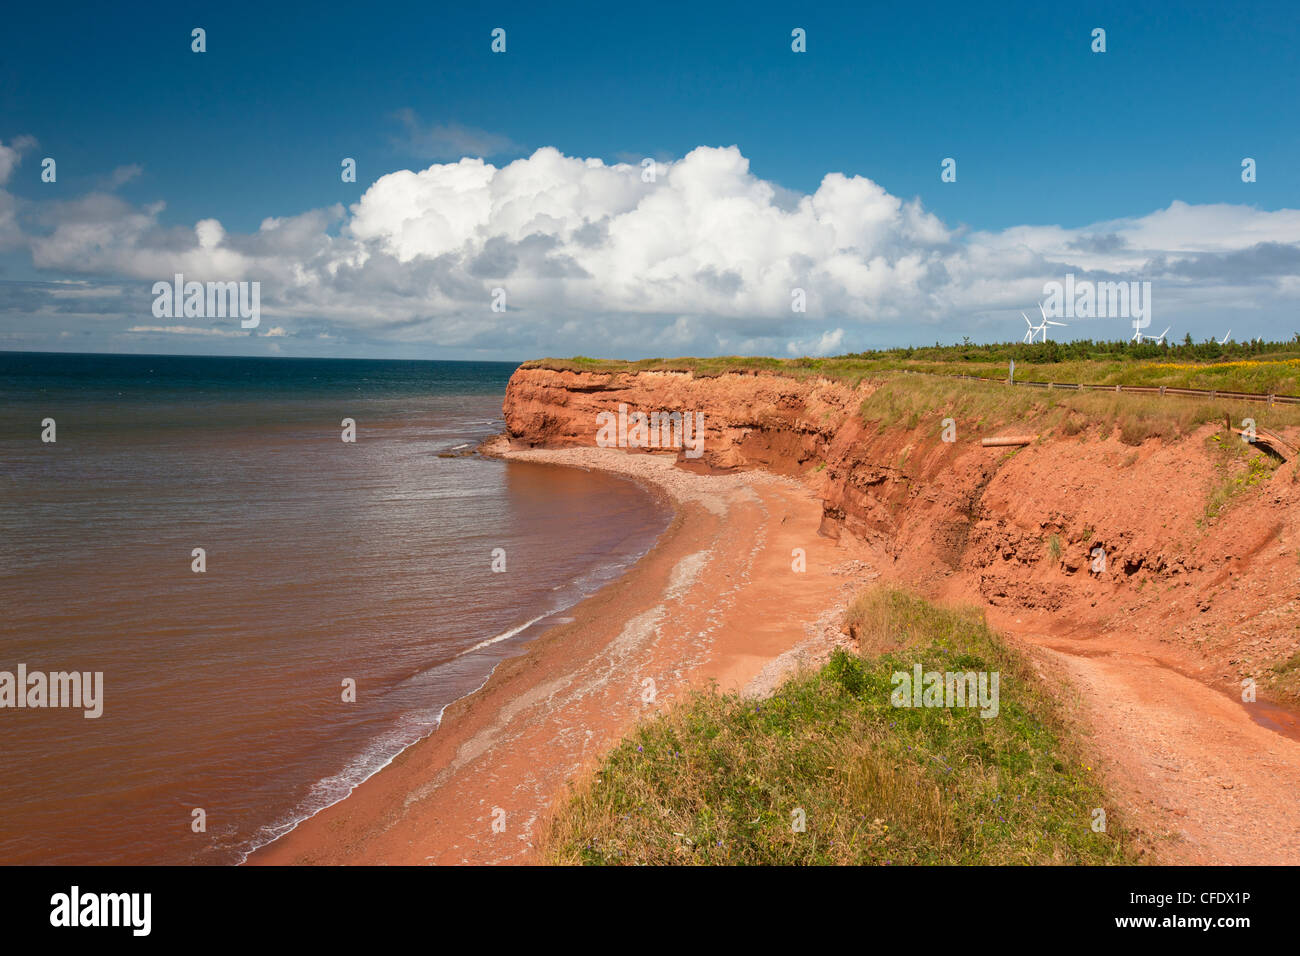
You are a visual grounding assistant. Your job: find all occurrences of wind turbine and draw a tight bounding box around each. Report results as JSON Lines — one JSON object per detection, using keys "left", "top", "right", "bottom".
{"left": 1131, "top": 323, "right": 1146, "bottom": 344}
{"left": 1218, "top": 330, "right": 1232, "bottom": 345}
{"left": 1148, "top": 326, "right": 1171, "bottom": 346}
{"left": 1033, "top": 302, "right": 1067, "bottom": 342}
{"left": 1021, "top": 313, "right": 1037, "bottom": 344}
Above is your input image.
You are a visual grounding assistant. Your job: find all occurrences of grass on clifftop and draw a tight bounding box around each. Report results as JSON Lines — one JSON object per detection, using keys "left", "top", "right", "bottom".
{"left": 528, "top": 351, "right": 1300, "bottom": 442}
{"left": 857, "top": 374, "right": 1300, "bottom": 443}
{"left": 528, "top": 338, "right": 1300, "bottom": 396}
{"left": 540, "top": 587, "right": 1134, "bottom": 865}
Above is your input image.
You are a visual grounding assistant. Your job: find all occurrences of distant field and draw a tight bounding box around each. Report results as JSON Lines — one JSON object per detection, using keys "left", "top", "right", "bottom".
{"left": 527, "top": 338, "right": 1300, "bottom": 397}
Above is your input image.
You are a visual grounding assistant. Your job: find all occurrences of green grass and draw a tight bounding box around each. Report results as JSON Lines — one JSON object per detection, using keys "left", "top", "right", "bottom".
{"left": 540, "top": 587, "right": 1134, "bottom": 865}
{"left": 528, "top": 352, "right": 1300, "bottom": 445}
{"left": 1201, "top": 433, "right": 1281, "bottom": 525}
{"left": 530, "top": 338, "right": 1300, "bottom": 396}
{"left": 854, "top": 373, "right": 1300, "bottom": 445}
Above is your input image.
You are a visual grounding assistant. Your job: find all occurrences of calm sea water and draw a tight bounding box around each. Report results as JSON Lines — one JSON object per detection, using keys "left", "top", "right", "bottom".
{"left": 0, "top": 352, "right": 670, "bottom": 864}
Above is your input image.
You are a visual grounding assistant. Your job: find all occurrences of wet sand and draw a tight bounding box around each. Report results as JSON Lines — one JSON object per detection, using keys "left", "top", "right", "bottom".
{"left": 248, "top": 440, "right": 873, "bottom": 865}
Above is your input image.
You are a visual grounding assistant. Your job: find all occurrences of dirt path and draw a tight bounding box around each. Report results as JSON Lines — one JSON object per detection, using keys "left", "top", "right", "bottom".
{"left": 250, "top": 441, "right": 1300, "bottom": 866}
{"left": 494, "top": 366, "right": 1300, "bottom": 866}
{"left": 980, "top": 607, "right": 1300, "bottom": 864}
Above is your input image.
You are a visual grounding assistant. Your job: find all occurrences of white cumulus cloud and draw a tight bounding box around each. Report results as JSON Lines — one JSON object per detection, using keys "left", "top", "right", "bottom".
{"left": 3, "top": 141, "right": 1299, "bottom": 355}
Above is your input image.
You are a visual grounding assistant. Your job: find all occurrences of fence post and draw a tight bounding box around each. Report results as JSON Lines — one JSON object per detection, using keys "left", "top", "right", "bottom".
{"left": 1269, "top": 394, "right": 1275, "bottom": 407}
{"left": 1159, "top": 386, "right": 1166, "bottom": 397}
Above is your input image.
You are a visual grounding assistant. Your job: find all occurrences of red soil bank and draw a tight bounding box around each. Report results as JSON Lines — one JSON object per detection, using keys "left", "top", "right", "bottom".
{"left": 503, "top": 365, "right": 1300, "bottom": 863}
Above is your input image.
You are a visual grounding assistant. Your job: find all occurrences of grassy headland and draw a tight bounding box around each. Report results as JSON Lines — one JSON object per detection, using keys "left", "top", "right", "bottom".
{"left": 526, "top": 342, "right": 1300, "bottom": 445}
{"left": 527, "top": 337, "right": 1300, "bottom": 395}
{"left": 540, "top": 587, "right": 1135, "bottom": 865}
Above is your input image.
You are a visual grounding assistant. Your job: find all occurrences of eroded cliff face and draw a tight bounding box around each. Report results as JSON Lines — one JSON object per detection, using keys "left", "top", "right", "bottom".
{"left": 502, "top": 365, "right": 1300, "bottom": 699}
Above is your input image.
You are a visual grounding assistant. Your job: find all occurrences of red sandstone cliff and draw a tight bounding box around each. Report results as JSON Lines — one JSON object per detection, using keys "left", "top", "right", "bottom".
{"left": 502, "top": 363, "right": 1300, "bottom": 705}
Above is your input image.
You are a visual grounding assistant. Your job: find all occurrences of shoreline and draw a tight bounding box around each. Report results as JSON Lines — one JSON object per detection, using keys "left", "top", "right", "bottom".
{"left": 234, "top": 446, "right": 673, "bottom": 864}
{"left": 248, "top": 438, "right": 872, "bottom": 865}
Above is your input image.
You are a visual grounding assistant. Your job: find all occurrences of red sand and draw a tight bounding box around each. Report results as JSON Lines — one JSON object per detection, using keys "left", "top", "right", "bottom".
{"left": 249, "top": 442, "right": 871, "bottom": 864}
{"left": 252, "top": 361, "right": 1300, "bottom": 865}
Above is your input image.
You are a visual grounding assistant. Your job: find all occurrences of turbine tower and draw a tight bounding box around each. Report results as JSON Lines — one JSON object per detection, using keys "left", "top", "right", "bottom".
{"left": 1033, "top": 302, "right": 1067, "bottom": 342}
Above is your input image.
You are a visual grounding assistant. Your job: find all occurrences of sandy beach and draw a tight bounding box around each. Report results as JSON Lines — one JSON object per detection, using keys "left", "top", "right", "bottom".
{"left": 248, "top": 440, "right": 874, "bottom": 865}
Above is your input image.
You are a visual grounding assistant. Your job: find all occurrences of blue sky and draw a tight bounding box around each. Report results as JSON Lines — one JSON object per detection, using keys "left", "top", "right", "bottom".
{"left": 2, "top": 0, "right": 1298, "bottom": 359}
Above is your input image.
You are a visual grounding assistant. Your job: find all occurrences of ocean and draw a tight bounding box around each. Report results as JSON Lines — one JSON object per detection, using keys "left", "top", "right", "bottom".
{"left": 0, "top": 352, "right": 671, "bottom": 864}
